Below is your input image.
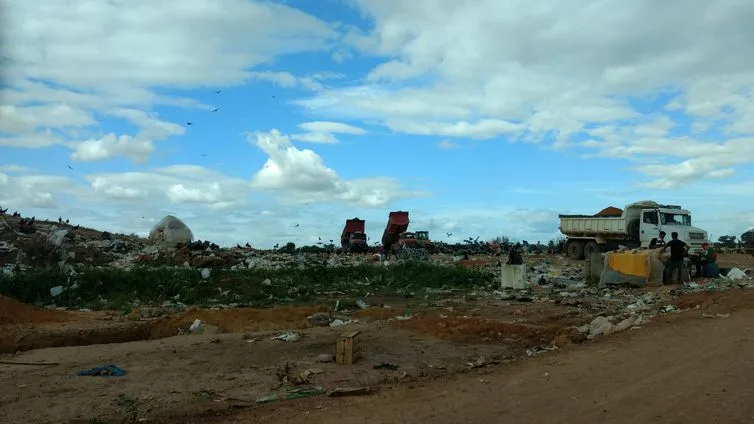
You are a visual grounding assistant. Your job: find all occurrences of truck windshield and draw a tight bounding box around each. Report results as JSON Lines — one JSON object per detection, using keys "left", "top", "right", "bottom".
{"left": 351, "top": 233, "right": 366, "bottom": 240}
{"left": 660, "top": 213, "right": 691, "bottom": 226}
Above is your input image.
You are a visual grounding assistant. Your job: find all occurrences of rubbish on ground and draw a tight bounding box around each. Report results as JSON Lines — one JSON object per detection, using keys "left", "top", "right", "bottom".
{"left": 271, "top": 332, "right": 300, "bottom": 342}
{"left": 373, "top": 362, "right": 400, "bottom": 370}
{"left": 316, "top": 353, "right": 335, "bottom": 363}
{"left": 725, "top": 268, "right": 749, "bottom": 281}
{"left": 309, "top": 312, "right": 331, "bottom": 327}
{"left": 526, "top": 346, "right": 558, "bottom": 357}
{"left": 328, "top": 386, "right": 372, "bottom": 397}
{"left": 255, "top": 394, "right": 279, "bottom": 404}
{"left": 188, "top": 319, "right": 203, "bottom": 333}
{"left": 293, "top": 370, "right": 311, "bottom": 385}
{"left": 77, "top": 364, "right": 126, "bottom": 377}
{"left": 286, "top": 387, "right": 327, "bottom": 400}
{"left": 50, "top": 286, "right": 64, "bottom": 297}
{"left": 200, "top": 268, "right": 211, "bottom": 279}
{"left": 356, "top": 299, "right": 368, "bottom": 309}
{"left": 702, "top": 313, "right": 731, "bottom": 319}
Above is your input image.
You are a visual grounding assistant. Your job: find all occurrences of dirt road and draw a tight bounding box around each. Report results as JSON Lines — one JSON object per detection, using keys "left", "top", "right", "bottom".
{"left": 214, "top": 293, "right": 754, "bottom": 424}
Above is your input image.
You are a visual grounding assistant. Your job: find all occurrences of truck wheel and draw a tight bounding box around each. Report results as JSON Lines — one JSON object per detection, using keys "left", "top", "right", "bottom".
{"left": 584, "top": 241, "right": 601, "bottom": 258}
{"left": 627, "top": 218, "right": 640, "bottom": 241}
{"left": 567, "top": 241, "right": 585, "bottom": 260}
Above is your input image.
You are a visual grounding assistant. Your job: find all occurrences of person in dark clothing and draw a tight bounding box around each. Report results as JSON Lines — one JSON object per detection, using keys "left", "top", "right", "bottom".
{"left": 661, "top": 232, "right": 688, "bottom": 284}
{"left": 649, "top": 231, "right": 667, "bottom": 249}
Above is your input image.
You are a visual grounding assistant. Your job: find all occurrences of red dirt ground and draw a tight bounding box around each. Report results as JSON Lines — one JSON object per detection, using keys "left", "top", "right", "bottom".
{"left": 0, "top": 295, "right": 76, "bottom": 325}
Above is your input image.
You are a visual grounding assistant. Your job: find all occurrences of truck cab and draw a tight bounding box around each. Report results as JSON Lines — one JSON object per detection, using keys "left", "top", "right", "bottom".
{"left": 638, "top": 206, "right": 708, "bottom": 255}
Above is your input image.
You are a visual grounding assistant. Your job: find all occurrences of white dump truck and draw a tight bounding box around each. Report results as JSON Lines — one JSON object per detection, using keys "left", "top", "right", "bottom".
{"left": 559, "top": 200, "right": 710, "bottom": 261}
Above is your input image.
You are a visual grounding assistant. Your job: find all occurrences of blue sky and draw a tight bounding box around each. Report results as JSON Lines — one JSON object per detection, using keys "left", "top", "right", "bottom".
{"left": 1, "top": 0, "right": 753, "bottom": 247}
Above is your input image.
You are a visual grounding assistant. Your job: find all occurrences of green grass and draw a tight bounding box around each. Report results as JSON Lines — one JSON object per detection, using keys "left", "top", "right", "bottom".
{"left": 0, "top": 261, "right": 494, "bottom": 310}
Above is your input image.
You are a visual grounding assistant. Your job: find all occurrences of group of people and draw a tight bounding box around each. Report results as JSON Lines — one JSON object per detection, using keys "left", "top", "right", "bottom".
{"left": 649, "top": 231, "right": 718, "bottom": 284}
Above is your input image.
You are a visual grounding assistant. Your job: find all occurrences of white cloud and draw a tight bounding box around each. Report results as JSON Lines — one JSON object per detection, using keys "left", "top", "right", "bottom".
{"left": 71, "top": 134, "right": 155, "bottom": 163}
{"left": 0, "top": 0, "right": 337, "bottom": 159}
{"left": 297, "top": 0, "right": 754, "bottom": 186}
{"left": 436, "top": 140, "right": 458, "bottom": 150}
{"left": 291, "top": 121, "right": 366, "bottom": 144}
{"left": 298, "top": 121, "right": 366, "bottom": 135}
{"left": 248, "top": 129, "right": 420, "bottom": 206}
{"left": 0, "top": 165, "right": 36, "bottom": 173}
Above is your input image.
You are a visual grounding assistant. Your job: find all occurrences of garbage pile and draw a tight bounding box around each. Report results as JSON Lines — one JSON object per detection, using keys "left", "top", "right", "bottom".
{"left": 0, "top": 214, "right": 394, "bottom": 273}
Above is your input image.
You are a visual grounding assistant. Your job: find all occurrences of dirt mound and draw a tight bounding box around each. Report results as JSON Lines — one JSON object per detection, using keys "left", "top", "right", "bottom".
{"left": 396, "top": 314, "right": 561, "bottom": 346}
{"left": 149, "top": 306, "right": 328, "bottom": 338}
{"left": 0, "top": 295, "right": 74, "bottom": 325}
{"left": 595, "top": 206, "right": 623, "bottom": 217}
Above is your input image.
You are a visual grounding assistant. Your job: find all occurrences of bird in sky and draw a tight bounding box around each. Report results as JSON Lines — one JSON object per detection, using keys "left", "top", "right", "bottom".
{"left": 212, "top": 108, "right": 219, "bottom": 112}
{"left": 67, "top": 165, "right": 73, "bottom": 170}
{"left": 186, "top": 122, "right": 192, "bottom": 126}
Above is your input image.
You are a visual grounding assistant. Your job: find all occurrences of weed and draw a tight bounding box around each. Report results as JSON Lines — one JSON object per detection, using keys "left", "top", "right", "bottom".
{"left": 113, "top": 394, "right": 139, "bottom": 423}
{"left": 0, "top": 261, "right": 493, "bottom": 309}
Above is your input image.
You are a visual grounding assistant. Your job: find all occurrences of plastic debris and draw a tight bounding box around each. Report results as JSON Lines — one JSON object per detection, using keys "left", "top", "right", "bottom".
{"left": 271, "top": 332, "right": 300, "bottom": 342}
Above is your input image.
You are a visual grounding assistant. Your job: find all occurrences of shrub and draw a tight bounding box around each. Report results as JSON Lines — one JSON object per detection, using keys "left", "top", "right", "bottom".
{"left": 0, "top": 261, "right": 493, "bottom": 309}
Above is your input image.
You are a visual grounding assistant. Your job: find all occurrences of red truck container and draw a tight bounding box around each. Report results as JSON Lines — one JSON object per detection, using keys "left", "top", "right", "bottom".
{"left": 381, "top": 211, "right": 409, "bottom": 252}
{"left": 341, "top": 218, "right": 367, "bottom": 252}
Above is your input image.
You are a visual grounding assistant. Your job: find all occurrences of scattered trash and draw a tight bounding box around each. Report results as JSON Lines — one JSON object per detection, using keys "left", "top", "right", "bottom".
{"left": 50, "top": 286, "right": 64, "bottom": 297}
{"left": 255, "top": 394, "right": 279, "bottom": 404}
{"left": 702, "top": 313, "right": 731, "bottom": 319}
{"left": 188, "top": 319, "right": 203, "bottom": 333}
{"left": 200, "top": 268, "right": 211, "bottom": 279}
{"left": 526, "top": 346, "right": 558, "bottom": 357}
{"left": 316, "top": 354, "right": 335, "bottom": 363}
{"left": 77, "top": 364, "right": 126, "bottom": 377}
{"left": 373, "top": 362, "right": 400, "bottom": 370}
{"left": 271, "top": 332, "right": 300, "bottom": 342}
{"left": 725, "top": 268, "right": 748, "bottom": 281}
{"left": 309, "top": 312, "right": 331, "bottom": 327}
{"left": 356, "top": 299, "right": 369, "bottom": 309}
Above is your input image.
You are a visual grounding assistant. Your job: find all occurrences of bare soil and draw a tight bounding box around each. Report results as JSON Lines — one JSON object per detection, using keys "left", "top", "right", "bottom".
{"left": 1, "top": 252, "right": 753, "bottom": 424}
{"left": 179, "top": 289, "right": 754, "bottom": 424}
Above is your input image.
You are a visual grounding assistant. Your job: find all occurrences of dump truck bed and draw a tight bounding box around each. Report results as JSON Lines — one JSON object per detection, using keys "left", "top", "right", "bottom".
{"left": 559, "top": 215, "right": 628, "bottom": 236}
{"left": 382, "top": 211, "right": 409, "bottom": 246}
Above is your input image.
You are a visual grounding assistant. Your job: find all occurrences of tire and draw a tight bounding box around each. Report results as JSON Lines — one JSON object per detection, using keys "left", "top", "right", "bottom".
{"left": 567, "top": 241, "right": 585, "bottom": 260}
{"left": 627, "top": 218, "right": 640, "bottom": 241}
{"left": 584, "top": 241, "right": 601, "bottom": 258}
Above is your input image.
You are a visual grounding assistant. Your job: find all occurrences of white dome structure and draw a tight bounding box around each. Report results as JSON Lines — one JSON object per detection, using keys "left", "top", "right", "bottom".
{"left": 148, "top": 215, "right": 194, "bottom": 247}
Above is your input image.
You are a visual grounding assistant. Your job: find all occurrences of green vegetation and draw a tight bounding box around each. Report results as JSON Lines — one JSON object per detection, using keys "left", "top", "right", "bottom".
{"left": 0, "top": 261, "right": 493, "bottom": 310}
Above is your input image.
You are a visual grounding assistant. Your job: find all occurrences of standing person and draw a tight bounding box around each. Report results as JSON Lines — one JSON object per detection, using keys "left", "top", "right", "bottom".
{"left": 649, "top": 231, "right": 667, "bottom": 248}
{"left": 696, "top": 242, "right": 718, "bottom": 277}
{"left": 661, "top": 232, "right": 688, "bottom": 284}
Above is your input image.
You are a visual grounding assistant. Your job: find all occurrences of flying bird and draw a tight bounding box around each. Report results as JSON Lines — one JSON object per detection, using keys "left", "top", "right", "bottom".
{"left": 447, "top": 233, "right": 452, "bottom": 238}
{"left": 293, "top": 224, "right": 300, "bottom": 227}
{"left": 318, "top": 236, "right": 321, "bottom": 240}
{"left": 186, "top": 122, "right": 193, "bottom": 126}
{"left": 245, "top": 242, "right": 251, "bottom": 248}
{"left": 212, "top": 108, "right": 219, "bottom": 112}
{"left": 215, "top": 90, "right": 222, "bottom": 94}
{"left": 67, "top": 165, "right": 73, "bottom": 170}
{"left": 271, "top": 95, "right": 276, "bottom": 99}
{"left": 236, "top": 243, "right": 242, "bottom": 249}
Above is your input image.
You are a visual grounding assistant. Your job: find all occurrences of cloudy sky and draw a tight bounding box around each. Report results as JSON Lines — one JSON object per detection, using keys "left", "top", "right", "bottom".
{"left": 1, "top": 0, "right": 753, "bottom": 248}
